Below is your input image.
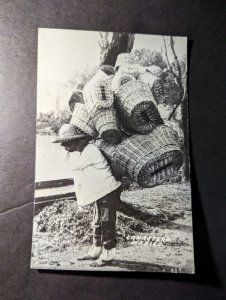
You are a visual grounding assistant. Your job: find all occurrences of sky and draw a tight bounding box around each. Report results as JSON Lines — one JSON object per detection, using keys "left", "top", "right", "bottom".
{"left": 37, "top": 28, "right": 187, "bottom": 113}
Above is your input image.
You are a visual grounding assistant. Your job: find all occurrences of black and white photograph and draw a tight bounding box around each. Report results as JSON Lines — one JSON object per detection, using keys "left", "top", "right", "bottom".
{"left": 30, "top": 28, "right": 194, "bottom": 273}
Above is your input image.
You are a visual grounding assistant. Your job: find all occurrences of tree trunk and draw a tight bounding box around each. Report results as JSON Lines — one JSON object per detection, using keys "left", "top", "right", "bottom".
{"left": 99, "top": 32, "right": 135, "bottom": 66}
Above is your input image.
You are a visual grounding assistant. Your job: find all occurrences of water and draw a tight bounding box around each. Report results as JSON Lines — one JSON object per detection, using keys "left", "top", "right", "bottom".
{"left": 35, "top": 135, "right": 73, "bottom": 182}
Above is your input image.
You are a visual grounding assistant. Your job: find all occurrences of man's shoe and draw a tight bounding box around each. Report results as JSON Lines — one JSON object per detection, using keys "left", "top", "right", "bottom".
{"left": 77, "top": 245, "right": 102, "bottom": 261}
{"left": 90, "top": 248, "right": 116, "bottom": 266}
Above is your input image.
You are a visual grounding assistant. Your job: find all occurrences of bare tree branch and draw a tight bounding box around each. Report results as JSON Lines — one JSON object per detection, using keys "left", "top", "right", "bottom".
{"left": 169, "top": 37, "right": 184, "bottom": 101}
{"left": 163, "top": 36, "right": 189, "bottom": 180}
{"left": 163, "top": 36, "right": 177, "bottom": 79}
{"left": 168, "top": 58, "right": 187, "bottom": 120}
{"left": 170, "top": 36, "right": 182, "bottom": 84}
{"left": 162, "top": 35, "right": 186, "bottom": 120}
{"left": 163, "top": 36, "right": 184, "bottom": 91}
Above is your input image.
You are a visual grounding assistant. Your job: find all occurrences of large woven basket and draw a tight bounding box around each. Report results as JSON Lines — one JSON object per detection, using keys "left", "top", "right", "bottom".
{"left": 84, "top": 76, "right": 114, "bottom": 116}
{"left": 112, "top": 125, "right": 183, "bottom": 187}
{"left": 118, "top": 64, "right": 146, "bottom": 79}
{"left": 138, "top": 72, "right": 164, "bottom": 104}
{"left": 92, "top": 108, "right": 121, "bottom": 144}
{"left": 151, "top": 79, "right": 165, "bottom": 105}
{"left": 70, "top": 103, "right": 98, "bottom": 138}
{"left": 95, "top": 139, "right": 117, "bottom": 161}
{"left": 115, "top": 80, "right": 163, "bottom": 133}
{"left": 111, "top": 73, "right": 135, "bottom": 94}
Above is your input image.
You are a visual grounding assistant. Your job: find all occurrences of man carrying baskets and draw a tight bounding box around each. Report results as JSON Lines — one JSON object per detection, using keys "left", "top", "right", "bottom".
{"left": 53, "top": 124, "right": 122, "bottom": 267}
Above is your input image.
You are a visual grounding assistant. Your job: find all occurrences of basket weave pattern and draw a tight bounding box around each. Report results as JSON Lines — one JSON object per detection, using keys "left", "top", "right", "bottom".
{"left": 118, "top": 64, "right": 146, "bottom": 79}
{"left": 92, "top": 78, "right": 114, "bottom": 108}
{"left": 131, "top": 101, "right": 164, "bottom": 133}
{"left": 70, "top": 103, "right": 97, "bottom": 137}
{"left": 74, "top": 59, "right": 184, "bottom": 187}
{"left": 111, "top": 125, "right": 183, "bottom": 187}
{"left": 138, "top": 151, "right": 182, "bottom": 187}
{"left": 84, "top": 78, "right": 114, "bottom": 116}
{"left": 111, "top": 74, "right": 135, "bottom": 94}
{"left": 151, "top": 80, "right": 165, "bottom": 105}
{"left": 116, "top": 80, "right": 154, "bottom": 108}
{"left": 147, "top": 65, "right": 163, "bottom": 77}
{"left": 139, "top": 72, "right": 165, "bottom": 104}
{"left": 138, "top": 72, "right": 159, "bottom": 89}
{"left": 115, "top": 53, "right": 133, "bottom": 69}
{"left": 115, "top": 80, "right": 163, "bottom": 133}
{"left": 68, "top": 55, "right": 186, "bottom": 187}
{"left": 92, "top": 109, "right": 121, "bottom": 144}
{"left": 95, "top": 139, "right": 117, "bottom": 160}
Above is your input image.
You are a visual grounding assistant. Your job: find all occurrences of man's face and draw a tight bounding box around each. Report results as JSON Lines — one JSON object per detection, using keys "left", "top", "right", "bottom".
{"left": 61, "top": 138, "right": 88, "bottom": 152}
{"left": 61, "top": 141, "right": 80, "bottom": 152}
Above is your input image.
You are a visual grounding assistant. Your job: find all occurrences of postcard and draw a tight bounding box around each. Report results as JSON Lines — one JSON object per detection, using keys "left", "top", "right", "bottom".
{"left": 31, "top": 28, "right": 194, "bottom": 273}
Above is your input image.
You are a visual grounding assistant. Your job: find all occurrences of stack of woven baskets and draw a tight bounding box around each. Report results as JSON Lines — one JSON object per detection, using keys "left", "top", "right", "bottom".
{"left": 69, "top": 53, "right": 183, "bottom": 187}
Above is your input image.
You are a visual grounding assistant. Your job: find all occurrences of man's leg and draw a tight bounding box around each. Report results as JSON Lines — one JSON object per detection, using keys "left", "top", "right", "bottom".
{"left": 101, "top": 191, "right": 117, "bottom": 251}
{"left": 91, "top": 188, "right": 120, "bottom": 267}
{"left": 93, "top": 200, "right": 102, "bottom": 247}
{"left": 77, "top": 202, "right": 102, "bottom": 261}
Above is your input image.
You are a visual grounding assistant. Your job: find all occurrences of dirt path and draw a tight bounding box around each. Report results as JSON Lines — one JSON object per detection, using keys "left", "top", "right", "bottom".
{"left": 31, "top": 228, "right": 194, "bottom": 273}
{"left": 31, "top": 182, "right": 194, "bottom": 273}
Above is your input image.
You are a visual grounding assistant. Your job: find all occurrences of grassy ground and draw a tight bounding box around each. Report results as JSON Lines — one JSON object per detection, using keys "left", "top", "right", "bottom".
{"left": 31, "top": 182, "right": 194, "bottom": 273}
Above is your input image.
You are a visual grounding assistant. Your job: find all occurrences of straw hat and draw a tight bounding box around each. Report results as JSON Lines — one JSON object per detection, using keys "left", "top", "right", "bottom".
{"left": 53, "top": 124, "right": 90, "bottom": 143}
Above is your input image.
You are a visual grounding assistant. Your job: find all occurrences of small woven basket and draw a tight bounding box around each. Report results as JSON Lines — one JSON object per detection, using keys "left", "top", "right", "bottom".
{"left": 84, "top": 76, "right": 114, "bottom": 116}
{"left": 92, "top": 78, "right": 114, "bottom": 108}
{"left": 115, "top": 80, "right": 163, "bottom": 133}
{"left": 138, "top": 72, "right": 165, "bottom": 104}
{"left": 112, "top": 125, "right": 183, "bottom": 187}
{"left": 147, "top": 65, "right": 163, "bottom": 77}
{"left": 76, "top": 82, "right": 85, "bottom": 90}
{"left": 115, "top": 53, "right": 133, "bottom": 69}
{"left": 92, "top": 109, "right": 121, "bottom": 144}
{"left": 69, "top": 90, "right": 84, "bottom": 112}
{"left": 118, "top": 64, "right": 146, "bottom": 79}
{"left": 70, "top": 103, "right": 98, "bottom": 138}
{"left": 151, "top": 79, "right": 165, "bottom": 105}
{"left": 138, "top": 72, "right": 159, "bottom": 89}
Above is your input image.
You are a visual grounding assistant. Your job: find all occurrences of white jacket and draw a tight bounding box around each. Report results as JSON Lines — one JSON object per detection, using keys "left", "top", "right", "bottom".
{"left": 69, "top": 144, "right": 121, "bottom": 206}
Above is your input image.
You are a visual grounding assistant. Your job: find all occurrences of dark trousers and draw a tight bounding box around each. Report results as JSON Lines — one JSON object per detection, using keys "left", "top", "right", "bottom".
{"left": 93, "top": 187, "right": 121, "bottom": 250}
